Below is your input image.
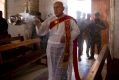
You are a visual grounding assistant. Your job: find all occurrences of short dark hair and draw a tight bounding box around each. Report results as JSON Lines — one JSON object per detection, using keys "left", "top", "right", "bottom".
{"left": 0, "top": 10, "right": 2, "bottom": 14}
{"left": 54, "top": 1, "right": 64, "bottom": 8}
{"left": 0, "top": 10, "right": 3, "bottom": 17}
{"left": 95, "top": 12, "right": 100, "bottom": 17}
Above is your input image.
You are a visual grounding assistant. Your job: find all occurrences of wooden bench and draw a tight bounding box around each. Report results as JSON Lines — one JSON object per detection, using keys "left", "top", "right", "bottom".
{"left": 0, "top": 38, "right": 39, "bottom": 52}
{"left": 0, "top": 38, "right": 40, "bottom": 63}
{"left": 0, "top": 37, "right": 47, "bottom": 79}
{"left": 82, "top": 44, "right": 111, "bottom": 80}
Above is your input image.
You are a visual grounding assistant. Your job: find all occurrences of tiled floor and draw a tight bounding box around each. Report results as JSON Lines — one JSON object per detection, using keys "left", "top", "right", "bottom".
{"left": 12, "top": 41, "right": 98, "bottom": 80}
{"left": 12, "top": 54, "right": 95, "bottom": 80}
{"left": 13, "top": 63, "right": 47, "bottom": 80}
{"left": 0, "top": 41, "right": 106, "bottom": 80}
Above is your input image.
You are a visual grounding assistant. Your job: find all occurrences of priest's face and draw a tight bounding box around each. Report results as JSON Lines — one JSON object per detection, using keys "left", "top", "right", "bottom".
{"left": 53, "top": 2, "right": 64, "bottom": 17}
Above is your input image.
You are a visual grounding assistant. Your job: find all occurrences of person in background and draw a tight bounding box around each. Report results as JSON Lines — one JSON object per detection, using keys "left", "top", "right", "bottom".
{"left": 89, "top": 12, "right": 107, "bottom": 59}
{"left": 34, "top": 1, "right": 80, "bottom": 80}
{"left": 34, "top": 11, "right": 48, "bottom": 51}
{"left": 84, "top": 13, "right": 92, "bottom": 58}
{"left": 81, "top": 13, "right": 86, "bottom": 21}
{"left": 0, "top": 10, "right": 9, "bottom": 37}
{"left": 0, "top": 10, "right": 11, "bottom": 45}
{"left": 77, "top": 12, "right": 86, "bottom": 61}
{"left": 35, "top": 12, "right": 44, "bottom": 22}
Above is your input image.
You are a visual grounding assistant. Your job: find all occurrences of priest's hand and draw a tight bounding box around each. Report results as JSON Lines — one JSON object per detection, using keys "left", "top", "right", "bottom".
{"left": 34, "top": 17, "right": 41, "bottom": 26}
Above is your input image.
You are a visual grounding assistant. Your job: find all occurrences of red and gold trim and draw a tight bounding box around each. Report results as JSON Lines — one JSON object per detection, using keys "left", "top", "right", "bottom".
{"left": 62, "top": 19, "right": 71, "bottom": 66}
{"left": 73, "top": 39, "right": 81, "bottom": 80}
{"left": 49, "top": 15, "right": 72, "bottom": 29}
{"left": 63, "top": 19, "right": 81, "bottom": 80}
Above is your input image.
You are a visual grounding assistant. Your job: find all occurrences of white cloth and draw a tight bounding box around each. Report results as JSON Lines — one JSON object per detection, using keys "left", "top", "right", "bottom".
{"left": 37, "top": 15, "right": 80, "bottom": 80}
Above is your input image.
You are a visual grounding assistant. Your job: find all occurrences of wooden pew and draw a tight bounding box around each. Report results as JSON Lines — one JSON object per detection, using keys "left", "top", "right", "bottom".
{"left": 0, "top": 37, "right": 47, "bottom": 79}
{"left": 0, "top": 36, "right": 23, "bottom": 64}
{"left": 0, "top": 38, "right": 40, "bottom": 52}
{"left": 83, "top": 44, "right": 111, "bottom": 80}
{"left": 0, "top": 35, "right": 23, "bottom": 45}
{"left": 0, "top": 38, "right": 40, "bottom": 64}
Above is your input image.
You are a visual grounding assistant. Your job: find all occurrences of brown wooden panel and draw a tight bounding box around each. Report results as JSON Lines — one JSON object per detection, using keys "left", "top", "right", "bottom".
{"left": 0, "top": 38, "right": 40, "bottom": 52}
{"left": 92, "top": 0, "right": 110, "bottom": 46}
{"left": 83, "top": 44, "right": 109, "bottom": 80}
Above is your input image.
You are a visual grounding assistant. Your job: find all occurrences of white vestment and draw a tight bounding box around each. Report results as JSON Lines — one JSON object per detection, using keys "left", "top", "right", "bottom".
{"left": 37, "top": 15, "right": 80, "bottom": 80}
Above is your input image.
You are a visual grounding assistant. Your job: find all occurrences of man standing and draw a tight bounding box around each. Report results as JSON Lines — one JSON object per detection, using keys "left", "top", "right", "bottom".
{"left": 0, "top": 11, "right": 11, "bottom": 45}
{"left": 89, "top": 12, "right": 106, "bottom": 59}
{"left": 34, "top": 12, "right": 48, "bottom": 50}
{"left": 84, "top": 13, "right": 92, "bottom": 58}
{"left": 77, "top": 12, "right": 86, "bottom": 61}
{"left": 35, "top": 1, "right": 80, "bottom": 80}
{"left": 0, "top": 11, "right": 9, "bottom": 37}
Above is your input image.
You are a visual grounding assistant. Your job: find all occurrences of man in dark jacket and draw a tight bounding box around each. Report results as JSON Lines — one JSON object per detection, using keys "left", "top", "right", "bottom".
{"left": 89, "top": 12, "right": 106, "bottom": 59}
{"left": 0, "top": 11, "right": 8, "bottom": 36}
{"left": 0, "top": 11, "right": 11, "bottom": 45}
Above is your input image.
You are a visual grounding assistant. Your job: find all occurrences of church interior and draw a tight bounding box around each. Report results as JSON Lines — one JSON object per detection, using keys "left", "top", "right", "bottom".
{"left": 0, "top": 0, "right": 119, "bottom": 80}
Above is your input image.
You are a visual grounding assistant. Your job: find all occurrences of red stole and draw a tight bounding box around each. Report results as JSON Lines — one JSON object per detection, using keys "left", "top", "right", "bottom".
{"left": 49, "top": 15, "right": 72, "bottom": 29}
{"left": 49, "top": 15, "right": 81, "bottom": 80}
{"left": 73, "top": 39, "right": 81, "bottom": 80}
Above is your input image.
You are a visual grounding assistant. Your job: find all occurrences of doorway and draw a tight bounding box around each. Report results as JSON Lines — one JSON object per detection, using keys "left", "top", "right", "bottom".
{"left": 67, "top": 0, "right": 92, "bottom": 60}
{"left": 67, "top": 0, "right": 91, "bottom": 19}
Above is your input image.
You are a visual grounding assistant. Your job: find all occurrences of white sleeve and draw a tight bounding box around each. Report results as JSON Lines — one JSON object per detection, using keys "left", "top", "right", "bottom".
{"left": 37, "top": 18, "right": 50, "bottom": 36}
{"left": 70, "top": 19, "right": 80, "bottom": 41}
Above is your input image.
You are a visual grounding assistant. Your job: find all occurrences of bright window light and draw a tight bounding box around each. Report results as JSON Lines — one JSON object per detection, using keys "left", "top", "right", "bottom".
{"left": 67, "top": 0, "right": 91, "bottom": 19}
{"left": 0, "top": 0, "right": 5, "bottom": 18}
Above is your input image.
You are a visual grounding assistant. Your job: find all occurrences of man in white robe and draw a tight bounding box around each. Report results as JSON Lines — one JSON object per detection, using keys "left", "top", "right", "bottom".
{"left": 35, "top": 1, "right": 80, "bottom": 80}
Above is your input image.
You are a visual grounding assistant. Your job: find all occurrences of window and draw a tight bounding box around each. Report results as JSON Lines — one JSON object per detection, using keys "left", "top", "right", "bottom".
{"left": 0, "top": 0, "right": 6, "bottom": 18}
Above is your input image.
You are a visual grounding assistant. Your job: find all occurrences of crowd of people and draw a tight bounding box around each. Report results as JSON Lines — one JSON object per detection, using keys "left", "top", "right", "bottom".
{"left": 76, "top": 11, "right": 107, "bottom": 61}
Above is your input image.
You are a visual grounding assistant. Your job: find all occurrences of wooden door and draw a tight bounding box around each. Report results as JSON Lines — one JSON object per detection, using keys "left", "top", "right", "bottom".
{"left": 91, "top": 0, "right": 110, "bottom": 46}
